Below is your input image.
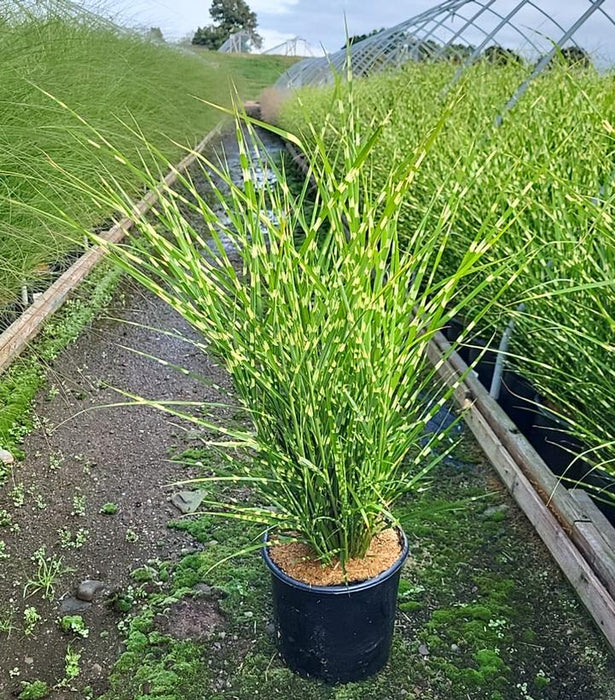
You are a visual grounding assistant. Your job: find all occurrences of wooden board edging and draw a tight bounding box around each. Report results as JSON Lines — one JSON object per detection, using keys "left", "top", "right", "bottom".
{"left": 427, "top": 330, "right": 615, "bottom": 648}
{"left": 0, "top": 123, "right": 224, "bottom": 376}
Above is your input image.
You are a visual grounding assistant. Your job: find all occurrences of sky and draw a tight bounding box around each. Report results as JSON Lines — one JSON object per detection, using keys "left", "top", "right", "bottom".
{"left": 88, "top": 1, "right": 615, "bottom": 60}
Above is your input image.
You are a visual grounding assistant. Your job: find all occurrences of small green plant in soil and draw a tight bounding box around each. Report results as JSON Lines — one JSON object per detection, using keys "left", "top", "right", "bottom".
{"left": 23, "top": 547, "right": 72, "bottom": 600}
{"left": 0, "top": 611, "right": 16, "bottom": 638}
{"left": 18, "top": 679, "right": 50, "bottom": 699}
{"left": 59, "top": 615, "right": 89, "bottom": 638}
{"left": 10, "top": 483, "right": 25, "bottom": 508}
{"left": 100, "top": 502, "right": 119, "bottom": 515}
{"left": 71, "top": 494, "right": 87, "bottom": 517}
{"left": 23, "top": 606, "right": 41, "bottom": 636}
{"left": 125, "top": 529, "right": 139, "bottom": 543}
{"left": 58, "top": 645, "right": 81, "bottom": 688}
{"left": 34, "top": 494, "right": 47, "bottom": 510}
{"left": 57, "top": 527, "right": 89, "bottom": 550}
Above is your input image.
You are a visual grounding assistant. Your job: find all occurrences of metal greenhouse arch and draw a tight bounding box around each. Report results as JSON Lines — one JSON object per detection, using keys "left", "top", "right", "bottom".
{"left": 275, "top": 0, "right": 615, "bottom": 96}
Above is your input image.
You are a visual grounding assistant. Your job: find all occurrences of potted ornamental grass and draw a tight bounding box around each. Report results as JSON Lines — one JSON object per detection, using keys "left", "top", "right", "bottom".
{"left": 48, "top": 90, "right": 526, "bottom": 682}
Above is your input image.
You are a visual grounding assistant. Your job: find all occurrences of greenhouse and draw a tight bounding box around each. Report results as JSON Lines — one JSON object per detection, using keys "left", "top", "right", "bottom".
{"left": 1, "top": 0, "right": 615, "bottom": 697}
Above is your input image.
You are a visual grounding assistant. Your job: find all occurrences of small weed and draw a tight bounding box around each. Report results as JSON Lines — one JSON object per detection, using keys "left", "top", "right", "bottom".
{"left": 58, "top": 528, "right": 89, "bottom": 550}
{"left": 34, "top": 494, "right": 47, "bottom": 510}
{"left": 18, "top": 679, "right": 50, "bottom": 699}
{"left": 10, "top": 482, "right": 25, "bottom": 507}
{"left": 0, "top": 461, "right": 11, "bottom": 484}
{"left": 47, "top": 384, "right": 60, "bottom": 400}
{"left": 0, "top": 611, "right": 16, "bottom": 638}
{"left": 0, "top": 508, "right": 13, "bottom": 528}
{"left": 71, "top": 494, "right": 87, "bottom": 517}
{"left": 0, "top": 540, "right": 9, "bottom": 560}
{"left": 535, "top": 669, "right": 551, "bottom": 689}
{"left": 48, "top": 451, "right": 64, "bottom": 472}
{"left": 60, "top": 645, "right": 81, "bottom": 686}
{"left": 125, "top": 528, "right": 139, "bottom": 543}
{"left": 60, "top": 615, "right": 89, "bottom": 638}
{"left": 100, "top": 502, "right": 118, "bottom": 515}
{"left": 24, "top": 546, "right": 72, "bottom": 600}
{"left": 23, "top": 606, "right": 41, "bottom": 636}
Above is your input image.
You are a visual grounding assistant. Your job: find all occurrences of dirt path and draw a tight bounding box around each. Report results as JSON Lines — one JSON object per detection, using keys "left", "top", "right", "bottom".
{"left": 0, "top": 278, "right": 234, "bottom": 696}
{"left": 0, "top": 125, "right": 274, "bottom": 697}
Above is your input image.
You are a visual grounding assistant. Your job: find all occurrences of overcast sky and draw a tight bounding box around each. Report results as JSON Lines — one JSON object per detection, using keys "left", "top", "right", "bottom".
{"left": 91, "top": 0, "right": 615, "bottom": 59}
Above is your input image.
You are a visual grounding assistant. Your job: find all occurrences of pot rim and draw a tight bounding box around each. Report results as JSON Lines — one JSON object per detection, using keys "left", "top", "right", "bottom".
{"left": 262, "top": 527, "right": 409, "bottom": 594}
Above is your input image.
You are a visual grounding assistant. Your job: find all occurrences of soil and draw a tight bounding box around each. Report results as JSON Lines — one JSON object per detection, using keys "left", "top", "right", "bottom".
{"left": 0, "top": 280, "right": 233, "bottom": 697}
{"left": 269, "top": 528, "right": 402, "bottom": 586}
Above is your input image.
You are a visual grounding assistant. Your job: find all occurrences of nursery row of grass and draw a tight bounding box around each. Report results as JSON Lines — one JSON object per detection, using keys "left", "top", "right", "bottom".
{"left": 277, "top": 60, "right": 615, "bottom": 487}
{"left": 0, "top": 1, "right": 292, "bottom": 303}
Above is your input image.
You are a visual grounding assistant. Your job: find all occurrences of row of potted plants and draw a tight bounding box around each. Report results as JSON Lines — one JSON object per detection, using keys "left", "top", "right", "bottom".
{"left": 277, "top": 60, "right": 615, "bottom": 514}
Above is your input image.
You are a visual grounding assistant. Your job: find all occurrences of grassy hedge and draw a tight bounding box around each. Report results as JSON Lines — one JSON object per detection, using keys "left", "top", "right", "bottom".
{"left": 278, "top": 60, "right": 615, "bottom": 483}
{"left": 0, "top": 1, "right": 290, "bottom": 301}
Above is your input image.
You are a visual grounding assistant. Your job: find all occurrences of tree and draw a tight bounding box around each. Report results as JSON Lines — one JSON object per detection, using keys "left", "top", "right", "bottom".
{"left": 534, "top": 46, "right": 592, "bottom": 72}
{"left": 145, "top": 27, "right": 164, "bottom": 42}
{"left": 560, "top": 46, "right": 591, "bottom": 68}
{"left": 483, "top": 45, "right": 523, "bottom": 65}
{"left": 192, "top": 25, "right": 228, "bottom": 50}
{"left": 192, "top": 0, "right": 262, "bottom": 51}
{"left": 341, "top": 28, "right": 384, "bottom": 51}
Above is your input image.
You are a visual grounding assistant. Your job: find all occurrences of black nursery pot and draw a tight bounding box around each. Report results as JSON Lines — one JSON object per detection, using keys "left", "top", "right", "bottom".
{"left": 262, "top": 529, "right": 409, "bottom": 684}
{"left": 467, "top": 339, "right": 497, "bottom": 390}
{"left": 529, "top": 405, "right": 615, "bottom": 522}
{"left": 528, "top": 404, "right": 588, "bottom": 483}
{"left": 497, "top": 370, "right": 538, "bottom": 437}
{"left": 443, "top": 317, "right": 470, "bottom": 364}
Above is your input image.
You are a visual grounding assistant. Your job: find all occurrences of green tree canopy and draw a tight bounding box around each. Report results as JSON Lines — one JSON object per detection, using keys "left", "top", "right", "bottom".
{"left": 145, "top": 27, "right": 164, "bottom": 42}
{"left": 341, "top": 28, "right": 384, "bottom": 50}
{"left": 192, "top": 0, "right": 262, "bottom": 51}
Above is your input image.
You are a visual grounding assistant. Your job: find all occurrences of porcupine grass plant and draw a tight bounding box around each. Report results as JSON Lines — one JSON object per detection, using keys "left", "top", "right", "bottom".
{"left": 46, "top": 81, "right": 529, "bottom": 569}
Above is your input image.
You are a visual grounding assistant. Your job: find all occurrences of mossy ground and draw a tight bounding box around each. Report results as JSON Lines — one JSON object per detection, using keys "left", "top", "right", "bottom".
{"left": 102, "top": 435, "right": 615, "bottom": 700}
{"left": 0, "top": 262, "right": 122, "bottom": 460}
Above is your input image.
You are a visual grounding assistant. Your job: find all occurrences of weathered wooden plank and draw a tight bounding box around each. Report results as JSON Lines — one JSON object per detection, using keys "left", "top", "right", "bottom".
{"left": 570, "top": 490, "right": 615, "bottom": 553}
{"left": 573, "top": 520, "right": 615, "bottom": 599}
{"left": 429, "top": 330, "right": 588, "bottom": 529}
{"left": 459, "top": 389, "right": 615, "bottom": 648}
{"left": 0, "top": 124, "right": 223, "bottom": 376}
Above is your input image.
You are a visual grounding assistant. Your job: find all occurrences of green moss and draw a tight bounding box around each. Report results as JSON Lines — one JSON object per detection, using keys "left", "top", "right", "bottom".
{"left": 18, "top": 680, "right": 50, "bottom": 699}
{"left": 0, "top": 263, "right": 121, "bottom": 457}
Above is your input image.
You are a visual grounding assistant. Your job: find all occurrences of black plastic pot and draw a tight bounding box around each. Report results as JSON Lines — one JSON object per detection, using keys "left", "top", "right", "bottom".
{"left": 262, "top": 529, "right": 409, "bottom": 684}
{"left": 497, "top": 370, "right": 538, "bottom": 437}
{"left": 443, "top": 317, "right": 464, "bottom": 343}
{"left": 443, "top": 317, "right": 470, "bottom": 364}
{"left": 528, "top": 404, "right": 588, "bottom": 483}
{"left": 528, "top": 404, "right": 615, "bottom": 522}
{"left": 467, "top": 339, "right": 497, "bottom": 390}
